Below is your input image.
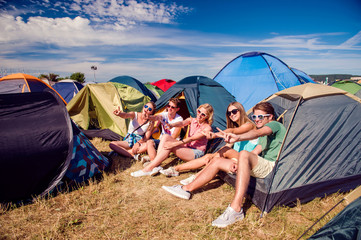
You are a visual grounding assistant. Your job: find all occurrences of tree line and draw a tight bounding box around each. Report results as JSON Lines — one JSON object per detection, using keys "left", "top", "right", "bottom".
{"left": 38, "top": 72, "right": 85, "bottom": 83}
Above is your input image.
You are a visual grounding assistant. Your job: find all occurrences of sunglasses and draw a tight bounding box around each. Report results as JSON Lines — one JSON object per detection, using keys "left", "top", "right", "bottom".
{"left": 227, "top": 109, "right": 239, "bottom": 116}
{"left": 197, "top": 109, "right": 207, "bottom": 118}
{"left": 251, "top": 114, "right": 270, "bottom": 120}
{"left": 167, "top": 104, "right": 177, "bottom": 109}
{"left": 144, "top": 105, "right": 153, "bottom": 112}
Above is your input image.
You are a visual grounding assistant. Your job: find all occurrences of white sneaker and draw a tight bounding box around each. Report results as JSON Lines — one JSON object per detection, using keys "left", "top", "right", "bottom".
{"left": 162, "top": 185, "right": 191, "bottom": 200}
{"left": 160, "top": 167, "right": 179, "bottom": 177}
{"left": 133, "top": 154, "right": 140, "bottom": 161}
{"left": 130, "top": 166, "right": 162, "bottom": 177}
{"left": 180, "top": 174, "right": 196, "bottom": 185}
{"left": 211, "top": 205, "right": 244, "bottom": 228}
{"left": 143, "top": 161, "right": 151, "bottom": 167}
{"left": 140, "top": 155, "right": 150, "bottom": 164}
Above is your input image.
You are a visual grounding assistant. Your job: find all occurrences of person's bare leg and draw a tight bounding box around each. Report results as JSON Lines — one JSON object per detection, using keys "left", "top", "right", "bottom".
{"left": 136, "top": 142, "right": 148, "bottom": 155}
{"left": 230, "top": 150, "right": 259, "bottom": 212}
{"left": 146, "top": 140, "right": 157, "bottom": 161}
{"left": 183, "top": 157, "right": 234, "bottom": 192}
{"left": 109, "top": 141, "right": 133, "bottom": 158}
{"left": 174, "top": 154, "right": 214, "bottom": 172}
{"left": 175, "top": 147, "right": 237, "bottom": 175}
{"left": 142, "top": 135, "right": 175, "bottom": 172}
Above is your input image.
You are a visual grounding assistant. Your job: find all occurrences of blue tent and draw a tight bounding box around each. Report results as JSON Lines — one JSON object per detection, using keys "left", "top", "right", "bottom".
{"left": 108, "top": 75, "right": 157, "bottom": 102}
{"left": 52, "top": 79, "right": 84, "bottom": 104}
{"left": 291, "top": 68, "right": 315, "bottom": 83}
{"left": 214, "top": 52, "right": 307, "bottom": 111}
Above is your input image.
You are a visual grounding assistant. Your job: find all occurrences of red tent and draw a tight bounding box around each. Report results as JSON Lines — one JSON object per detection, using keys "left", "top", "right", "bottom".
{"left": 150, "top": 79, "right": 176, "bottom": 92}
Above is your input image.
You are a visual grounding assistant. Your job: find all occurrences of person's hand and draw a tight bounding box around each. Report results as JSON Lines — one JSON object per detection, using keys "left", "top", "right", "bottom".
{"left": 113, "top": 106, "right": 122, "bottom": 116}
{"left": 204, "top": 154, "right": 214, "bottom": 164}
{"left": 132, "top": 142, "right": 141, "bottom": 154}
{"left": 215, "top": 128, "right": 239, "bottom": 143}
{"left": 164, "top": 123, "right": 172, "bottom": 131}
{"left": 229, "top": 162, "right": 238, "bottom": 173}
{"left": 163, "top": 141, "right": 179, "bottom": 150}
{"left": 148, "top": 115, "right": 157, "bottom": 121}
{"left": 202, "top": 130, "right": 216, "bottom": 139}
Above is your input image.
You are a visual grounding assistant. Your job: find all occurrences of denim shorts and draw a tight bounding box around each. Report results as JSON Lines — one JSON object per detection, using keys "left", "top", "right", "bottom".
{"left": 125, "top": 133, "right": 142, "bottom": 148}
{"left": 191, "top": 148, "right": 205, "bottom": 159}
{"left": 153, "top": 139, "right": 160, "bottom": 148}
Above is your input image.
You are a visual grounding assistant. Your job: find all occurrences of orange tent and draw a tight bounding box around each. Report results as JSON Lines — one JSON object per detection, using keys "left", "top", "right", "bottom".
{"left": 0, "top": 73, "right": 66, "bottom": 104}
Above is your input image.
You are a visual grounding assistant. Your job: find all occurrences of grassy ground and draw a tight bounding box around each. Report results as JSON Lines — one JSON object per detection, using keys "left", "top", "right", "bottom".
{"left": 0, "top": 138, "right": 347, "bottom": 239}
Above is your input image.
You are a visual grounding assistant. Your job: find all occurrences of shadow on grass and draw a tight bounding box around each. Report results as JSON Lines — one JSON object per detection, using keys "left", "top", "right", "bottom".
{"left": 192, "top": 178, "right": 225, "bottom": 195}
{"left": 0, "top": 171, "right": 107, "bottom": 212}
{"left": 102, "top": 151, "right": 137, "bottom": 174}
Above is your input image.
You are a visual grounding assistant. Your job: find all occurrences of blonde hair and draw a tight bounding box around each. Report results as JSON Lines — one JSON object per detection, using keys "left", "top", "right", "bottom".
{"left": 198, "top": 103, "right": 214, "bottom": 125}
{"left": 226, "top": 102, "right": 253, "bottom": 128}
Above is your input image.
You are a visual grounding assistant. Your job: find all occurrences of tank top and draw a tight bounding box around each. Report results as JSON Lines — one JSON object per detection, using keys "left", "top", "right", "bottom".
{"left": 127, "top": 112, "right": 151, "bottom": 136}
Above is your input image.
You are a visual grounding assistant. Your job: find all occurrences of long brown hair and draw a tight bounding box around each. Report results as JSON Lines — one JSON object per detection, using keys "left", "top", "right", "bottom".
{"left": 146, "top": 101, "right": 156, "bottom": 114}
{"left": 144, "top": 101, "right": 156, "bottom": 132}
{"left": 226, "top": 102, "right": 253, "bottom": 128}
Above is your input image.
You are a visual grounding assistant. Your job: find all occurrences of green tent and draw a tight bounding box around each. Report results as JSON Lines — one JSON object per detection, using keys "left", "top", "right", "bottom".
{"left": 332, "top": 80, "right": 361, "bottom": 95}
{"left": 67, "top": 82, "right": 150, "bottom": 137}
{"left": 309, "top": 196, "right": 361, "bottom": 239}
{"left": 144, "top": 83, "right": 164, "bottom": 99}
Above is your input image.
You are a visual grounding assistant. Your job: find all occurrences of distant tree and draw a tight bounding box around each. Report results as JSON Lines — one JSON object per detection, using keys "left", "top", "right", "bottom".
{"left": 70, "top": 72, "right": 85, "bottom": 83}
{"left": 38, "top": 73, "right": 60, "bottom": 82}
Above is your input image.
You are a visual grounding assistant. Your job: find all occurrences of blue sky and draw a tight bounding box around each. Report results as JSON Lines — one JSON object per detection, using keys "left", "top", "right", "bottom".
{"left": 0, "top": 0, "right": 360, "bottom": 83}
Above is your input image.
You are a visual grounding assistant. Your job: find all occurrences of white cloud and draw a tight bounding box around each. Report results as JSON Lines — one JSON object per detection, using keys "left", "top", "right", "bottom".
{"left": 0, "top": 1, "right": 360, "bottom": 82}
{"left": 66, "top": 0, "right": 191, "bottom": 27}
{"left": 0, "top": 15, "right": 98, "bottom": 47}
{"left": 214, "top": 33, "right": 353, "bottom": 51}
{"left": 338, "top": 31, "right": 361, "bottom": 48}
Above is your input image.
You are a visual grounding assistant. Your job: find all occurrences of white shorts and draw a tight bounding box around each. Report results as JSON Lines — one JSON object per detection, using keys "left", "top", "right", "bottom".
{"left": 251, "top": 156, "right": 275, "bottom": 178}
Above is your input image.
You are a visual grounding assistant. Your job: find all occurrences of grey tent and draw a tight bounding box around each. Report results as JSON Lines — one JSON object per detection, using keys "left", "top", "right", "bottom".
{"left": 221, "top": 83, "right": 361, "bottom": 214}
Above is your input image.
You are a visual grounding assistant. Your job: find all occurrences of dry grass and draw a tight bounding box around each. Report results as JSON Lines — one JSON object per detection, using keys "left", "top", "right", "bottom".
{"left": 0, "top": 138, "right": 348, "bottom": 239}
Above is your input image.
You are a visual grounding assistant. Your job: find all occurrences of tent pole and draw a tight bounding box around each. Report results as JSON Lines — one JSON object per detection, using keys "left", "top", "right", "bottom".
{"left": 260, "top": 97, "right": 303, "bottom": 217}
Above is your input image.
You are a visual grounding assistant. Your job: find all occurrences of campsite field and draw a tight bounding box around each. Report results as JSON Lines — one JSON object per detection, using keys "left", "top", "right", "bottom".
{"left": 0, "top": 138, "right": 347, "bottom": 239}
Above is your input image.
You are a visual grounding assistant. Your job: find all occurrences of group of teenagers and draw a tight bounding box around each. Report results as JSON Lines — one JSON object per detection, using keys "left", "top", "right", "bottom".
{"left": 109, "top": 98, "right": 286, "bottom": 228}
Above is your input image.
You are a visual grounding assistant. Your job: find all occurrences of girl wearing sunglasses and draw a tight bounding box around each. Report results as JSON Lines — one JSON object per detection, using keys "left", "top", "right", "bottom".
{"left": 109, "top": 102, "right": 156, "bottom": 159}
{"left": 140, "top": 98, "right": 184, "bottom": 164}
{"left": 131, "top": 103, "right": 214, "bottom": 177}
{"left": 160, "top": 102, "right": 257, "bottom": 180}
